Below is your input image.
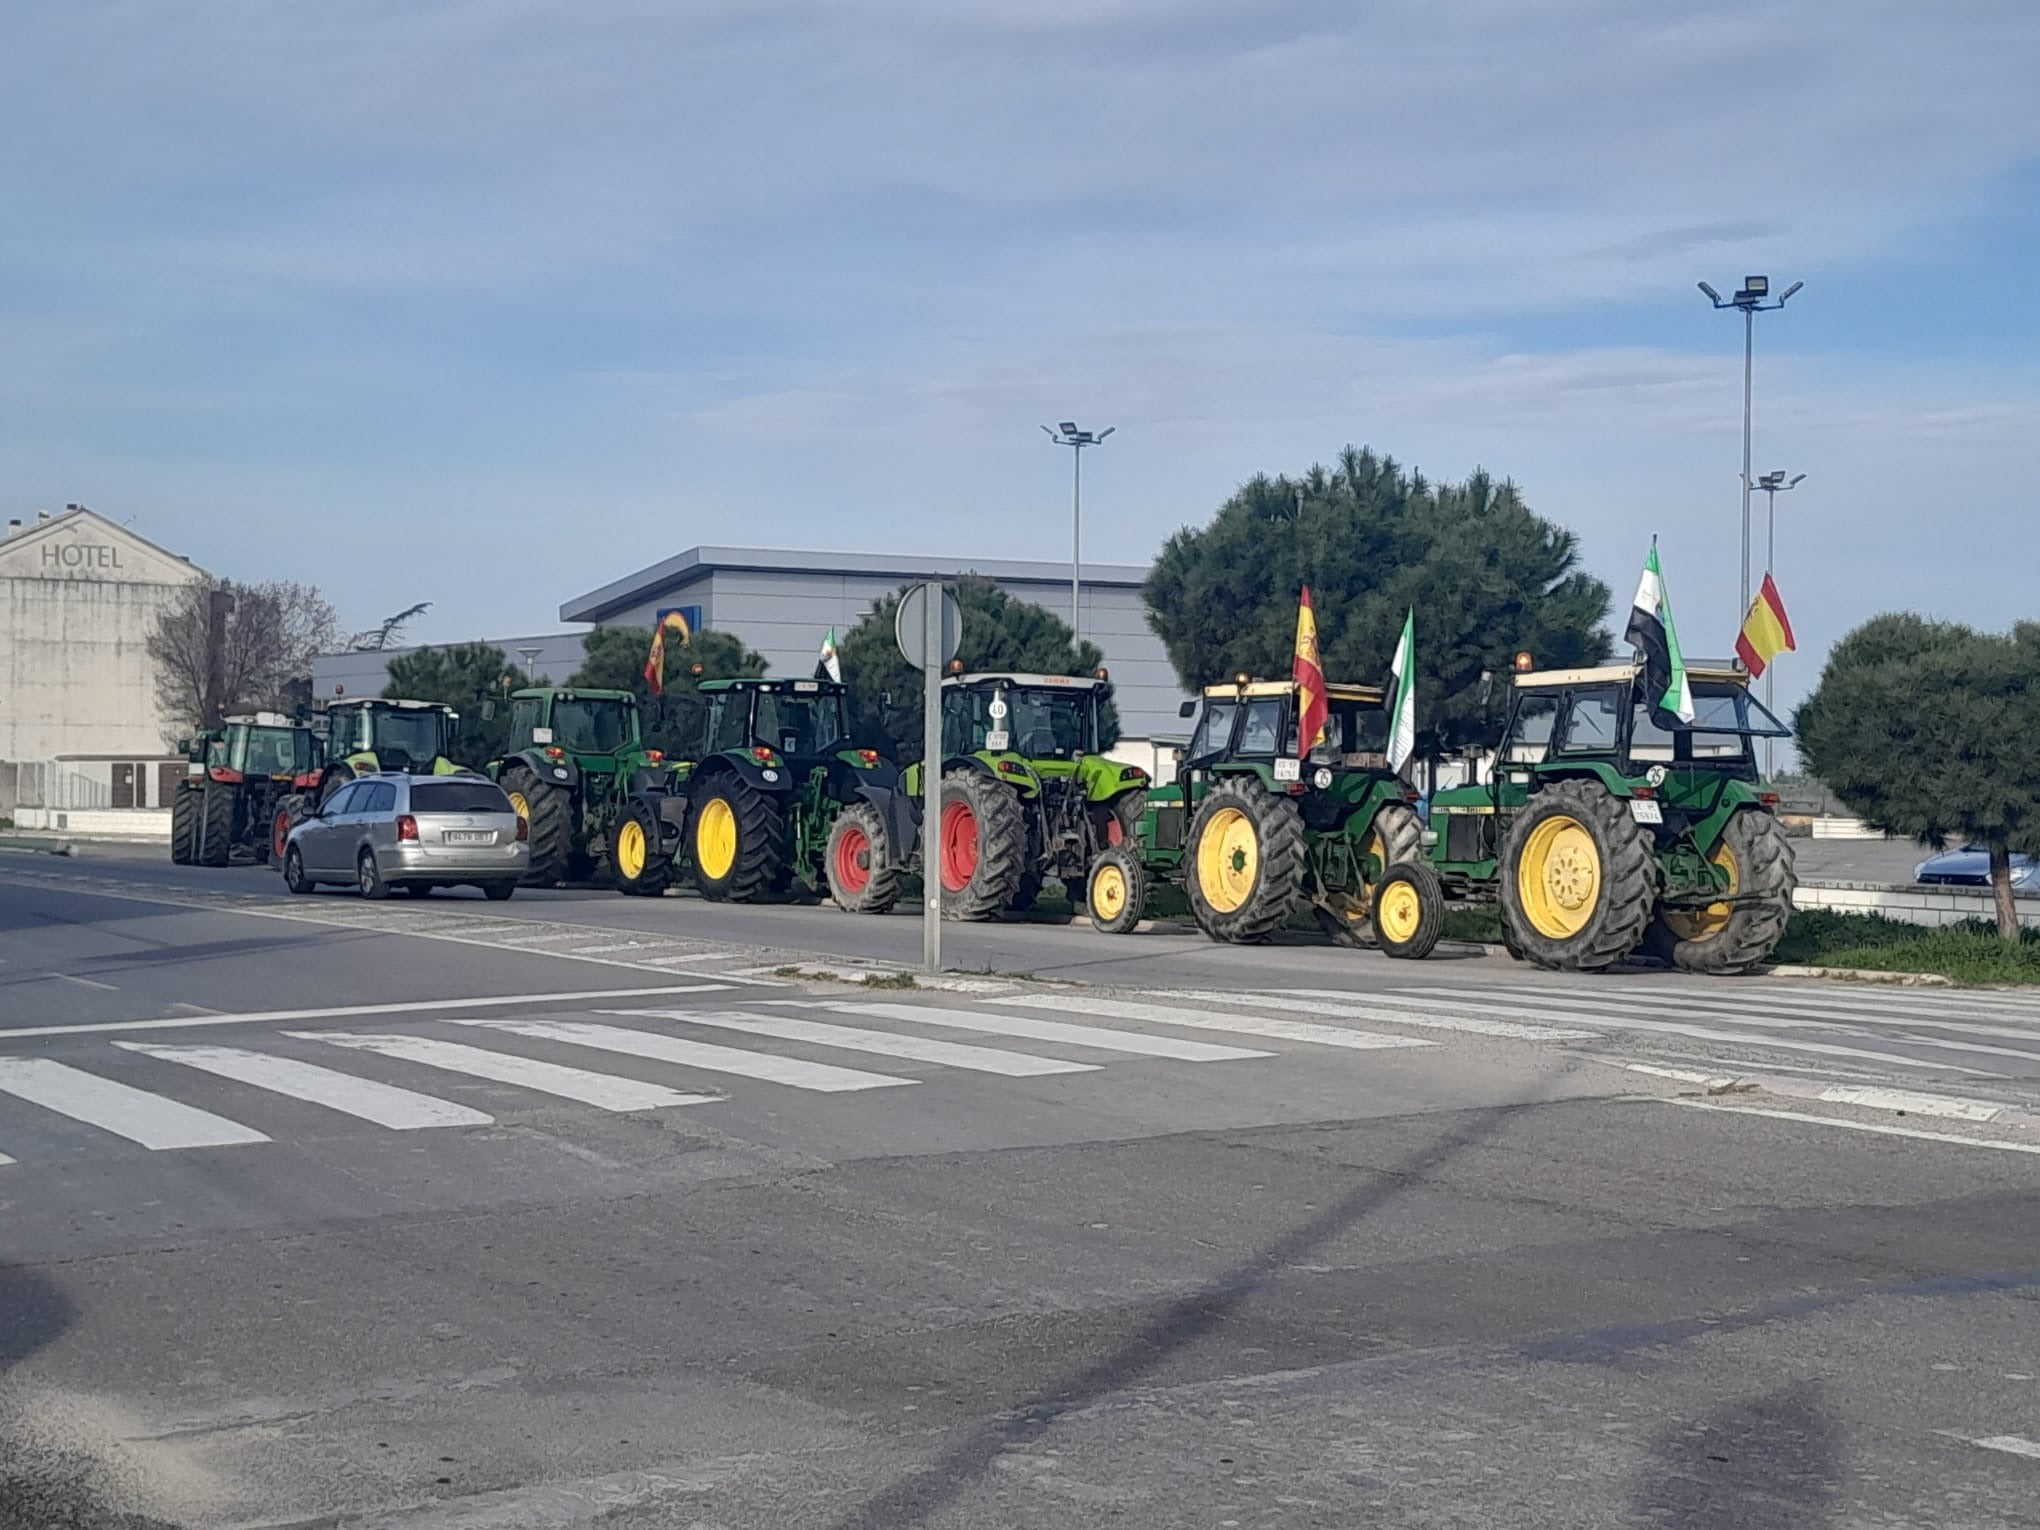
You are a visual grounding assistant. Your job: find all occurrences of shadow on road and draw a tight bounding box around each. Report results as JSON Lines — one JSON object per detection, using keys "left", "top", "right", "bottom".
{"left": 0, "top": 1265, "right": 72, "bottom": 1374}
{"left": 826, "top": 1078, "right": 1569, "bottom": 1530}
{"left": 1632, "top": 1381, "right": 1843, "bottom": 1528}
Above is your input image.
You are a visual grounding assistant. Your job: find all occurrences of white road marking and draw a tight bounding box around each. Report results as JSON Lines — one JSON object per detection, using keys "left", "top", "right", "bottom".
{"left": 164, "top": 1003, "right": 221, "bottom": 1017}
{"left": 0, "top": 1058, "right": 269, "bottom": 1150}
{"left": 598, "top": 1008, "right": 1099, "bottom": 1077}
{"left": 301, "top": 1032, "right": 720, "bottom": 1111}
{"left": 52, "top": 973, "right": 118, "bottom": 991}
{"left": 1972, "top": 1435, "right": 2040, "bottom": 1459}
{"left": 1662, "top": 1098, "right": 2040, "bottom": 1154}
{"left": 116, "top": 1043, "right": 493, "bottom": 1130}
{"left": 991, "top": 993, "right": 1431, "bottom": 1051}
{"left": 1195, "top": 989, "right": 1600, "bottom": 1042}
{"left": 0, "top": 1152, "right": 14, "bottom": 1166}
{"left": 811, "top": 1001, "right": 1271, "bottom": 1062}
{"left": 1626, "top": 1062, "right": 1742, "bottom": 1088}
{"left": 464, "top": 1019, "right": 916, "bottom": 1093}
{"left": 0, "top": 984, "right": 730, "bottom": 1041}
{"left": 564, "top": 941, "right": 664, "bottom": 955}
{"left": 1814, "top": 1086, "right": 2008, "bottom": 1121}
{"left": 1884, "top": 1032, "right": 2040, "bottom": 1066}
{"left": 1410, "top": 984, "right": 2040, "bottom": 1036}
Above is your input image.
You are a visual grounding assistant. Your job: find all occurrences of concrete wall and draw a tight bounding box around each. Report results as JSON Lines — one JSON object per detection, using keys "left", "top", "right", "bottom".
{"left": 12, "top": 806, "right": 172, "bottom": 838}
{"left": 0, "top": 511, "right": 209, "bottom": 759}
{"left": 1794, "top": 880, "right": 2040, "bottom": 930}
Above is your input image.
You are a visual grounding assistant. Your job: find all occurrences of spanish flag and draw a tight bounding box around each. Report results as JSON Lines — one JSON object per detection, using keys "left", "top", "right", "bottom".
{"left": 643, "top": 608, "right": 693, "bottom": 696}
{"left": 1292, "top": 585, "right": 1328, "bottom": 760}
{"left": 1735, "top": 574, "right": 1796, "bottom": 679}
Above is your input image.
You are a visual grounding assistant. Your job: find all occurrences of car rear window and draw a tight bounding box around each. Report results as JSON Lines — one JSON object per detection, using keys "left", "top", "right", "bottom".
{"left": 410, "top": 780, "right": 512, "bottom": 813}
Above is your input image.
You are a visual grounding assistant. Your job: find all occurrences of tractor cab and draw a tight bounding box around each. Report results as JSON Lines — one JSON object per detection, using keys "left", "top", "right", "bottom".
{"left": 696, "top": 678, "right": 857, "bottom": 770}
{"left": 507, "top": 687, "right": 649, "bottom": 765}
{"left": 1493, "top": 660, "right": 1791, "bottom": 785}
{"left": 172, "top": 714, "right": 325, "bottom": 868}
{"left": 204, "top": 714, "right": 322, "bottom": 786}
{"left": 941, "top": 672, "right": 1109, "bottom": 770}
{"left": 322, "top": 697, "right": 464, "bottom": 779}
{"left": 1184, "top": 679, "right": 1392, "bottom": 773}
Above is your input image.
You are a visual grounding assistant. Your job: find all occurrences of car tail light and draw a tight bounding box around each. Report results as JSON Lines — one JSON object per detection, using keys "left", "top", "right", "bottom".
{"left": 396, "top": 814, "right": 419, "bottom": 841}
{"left": 645, "top": 749, "right": 664, "bottom": 763}
{"left": 544, "top": 746, "right": 565, "bottom": 760}
{"left": 857, "top": 749, "right": 879, "bottom": 765}
{"left": 515, "top": 814, "right": 529, "bottom": 842}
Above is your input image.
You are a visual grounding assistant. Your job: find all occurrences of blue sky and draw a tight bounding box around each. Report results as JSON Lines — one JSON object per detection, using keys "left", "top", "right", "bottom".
{"left": 4, "top": 0, "right": 2037, "bottom": 726}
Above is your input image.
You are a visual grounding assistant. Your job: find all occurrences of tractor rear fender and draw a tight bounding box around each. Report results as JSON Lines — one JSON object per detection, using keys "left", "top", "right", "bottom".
{"left": 691, "top": 753, "right": 791, "bottom": 797}
{"left": 509, "top": 748, "right": 581, "bottom": 793}
{"left": 948, "top": 752, "right": 1040, "bottom": 797}
{"left": 853, "top": 781, "right": 921, "bottom": 868}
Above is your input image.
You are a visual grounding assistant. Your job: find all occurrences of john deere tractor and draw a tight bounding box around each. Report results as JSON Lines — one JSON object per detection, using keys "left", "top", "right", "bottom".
{"left": 270, "top": 697, "right": 472, "bottom": 862}
{"left": 1086, "top": 677, "right": 1443, "bottom": 958}
{"left": 1425, "top": 657, "right": 1796, "bottom": 974}
{"left": 926, "top": 671, "right": 1149, "bottom": 920}
{"left": 623, "top": 678, "right": 912, "bottom": 906}
{"left": 491, "top": 687, "right": 670, "bottom": 888}
{"left": 170, "top": 714, "right": 324, "bottom": 868}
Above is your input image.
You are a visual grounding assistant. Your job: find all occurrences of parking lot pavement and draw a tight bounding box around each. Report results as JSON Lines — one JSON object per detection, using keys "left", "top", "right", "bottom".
{"left": 6, "top": 859, "right": 2040, "bottom": 1528}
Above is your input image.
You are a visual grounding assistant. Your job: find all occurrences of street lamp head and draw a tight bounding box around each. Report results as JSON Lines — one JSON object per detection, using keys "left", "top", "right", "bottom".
{"left": 1058, "top": 421, "right": 1079, "bottom": 436}
{"left": 1040, "top": 423, "right": 1057, "bottom": 439}
{"left": 1742, "top": 275, "right": 1769, "bottom": 297}
{"left": 1758, "top": 471, "right": 1785, "bottom": 489}
{"left": 1097, "top": 426, "right": 1116, "bottom": 441}
{"left": 1697, "top": 281, "right": 1722, "bottom": 303}
{"left": 1777, "top": 280, "right": 1804, "bottom": 304}
{"left": 1788, "top": 473, "right": 1806, "bottom": 487}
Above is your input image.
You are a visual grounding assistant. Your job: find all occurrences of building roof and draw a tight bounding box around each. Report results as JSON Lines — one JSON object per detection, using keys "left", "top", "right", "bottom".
{"left": 0, "top": 505, "right": 211, "bottom": 580}
{"left": 1515, "top": 660, "right": 1749, "bottom": 689}
{"left": 561, "top": 545, "right": 1151, "bottom": 624}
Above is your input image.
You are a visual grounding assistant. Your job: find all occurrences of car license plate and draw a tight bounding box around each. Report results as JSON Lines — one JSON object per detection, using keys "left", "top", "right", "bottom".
{"left": 1629, "top": 799, "right": 1663, "bottom": 825}
{"left": 444, "top": 830, "right": 493, "bottom": 844}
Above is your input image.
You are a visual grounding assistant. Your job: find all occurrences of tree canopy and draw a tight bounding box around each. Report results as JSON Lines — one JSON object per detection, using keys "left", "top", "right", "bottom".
{"left": 1144, "top": 446, "right": 1612, "bottom": 749}
{"left": 1796, "top": 613, "right": 2040, "bottom": 938}
{"left": 153, "top": 578, "right": 340, "bottom": 743}
{"left": 383, "top": 642, "right": 517, "bottom": 764}
{"left": 568, "top": 624, "right": 768, "bottom": 756}
{"left": 837, "top": 576, "right": 1115, "bottom": 762}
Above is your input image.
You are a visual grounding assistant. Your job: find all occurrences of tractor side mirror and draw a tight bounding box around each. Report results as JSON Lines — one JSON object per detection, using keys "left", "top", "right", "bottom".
{"left": 880, "top": 690, "right": 893, "bottom": 709}
{"left": 1478, "top": 671, "right": 1494, "bottom": 707}
{"left": 1178, "top": 700, "right": 1196, "bottom": 719}
{"left": 479, "top": 700, "right": 495, "bottom": 721}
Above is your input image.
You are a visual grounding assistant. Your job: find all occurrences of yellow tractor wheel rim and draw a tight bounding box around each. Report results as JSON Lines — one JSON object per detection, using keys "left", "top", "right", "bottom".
{"left": 1664, "top": 840, "right": 1739, "bottom": 942}
{"left": 1196, "top": 806, "right": 1259, "bottom": 913}
{"left": 617, "top": 819, "right": 646, "bottom": 880}
{"left": 1518, "top": 815, "right": 1601, "bottom": 939}
{"left": 507, "top": 790, "right": 530, "bottom": 820}
{"left": 1092, "top": 863, "right": 1128, "bottom": 921}
{"left": 1367, "top": 828, "right": 1386, "bottom": 878}
{"left": 1377, "top": 879, "right": 1423, "bottom": 943}
{"left": 695, "top": 797, "right": 738, "bottom": 880}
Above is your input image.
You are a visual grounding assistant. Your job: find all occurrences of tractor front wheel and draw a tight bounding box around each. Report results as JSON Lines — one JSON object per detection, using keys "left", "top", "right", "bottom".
{"left": 1086, "top": 847, "right": 1146, "bottom": 935}
{"left": 1500, "top": 780, "right": 1655, "bottom": 971}
{"left": 196, "top": 782, "right": 236, "bottom": 867}
{"left": 1185, "top": 778, "right": 1306, "bottom": 943}
{"left": 272, "top": 794, "right": 309, "bottom": 866}
{"left": 1373, "top": 861, "right": 1445, "bottom": 961}
{"left": 610, "top": 802, "right": 672, "bottom": 897}
{"left": 503, "top": 768, "right": 574, "bottom": 888}
{"left": 690, "top": 776, "right": 785, "bottom": 902}
{"left": 1642, "top": 810, "right": 1797, "bottom": 975}
{"left": 826, "top": 801, "right": 901, "bottom": 915}
{"left": 169, "top": 786, "right": 199, "bottom": 865}
{"left": 937, "top": 770, "right": 1027, "bottom": 921}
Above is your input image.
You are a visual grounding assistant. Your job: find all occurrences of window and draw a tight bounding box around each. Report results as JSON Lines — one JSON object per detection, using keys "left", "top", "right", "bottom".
{"left": 1322, "top": 700, "right": 1389, "bottom": 764}
{"left": 1003, "top": 689, "right": 1098, "bottom": 757}
{"left": 1504, "top": 697, "right": 1558, "bottom": 763}
{"left": 364, "top": 782, "right": 397, "bottom": 813}
{"left": 551, "top": 697, "right": 636, "bottom": 754}
{"left": 324, "top": 783, "right": 364, "bottom": 816}
{"left": 409, "top": 780, "right": 511, "bottom": 814}
{"left": 1629, "top": 703, "right": 1677, "bottom": 762}
{"left": 944, "top": 689, "right": 996, "bottom": 755}
{"left": 755, "top": 690, "right": 847, "bottom": 756}
{"left": 1559, "top": 691, "right": 1622, "bottom": 754}
{"left": 366, "top": 709, "right": 446, "bottom": 769}
{"left": 1186, "top": 701, "right": 1239, "bottom": 762}
{"left": 706, "top": 694, "right": 752, "bottom": 754}
{"left": 510, "top": 697, "right": 544, "bottom": 745}
{"left": 1237, "top": 698, "right": 1286, "bottom": 757}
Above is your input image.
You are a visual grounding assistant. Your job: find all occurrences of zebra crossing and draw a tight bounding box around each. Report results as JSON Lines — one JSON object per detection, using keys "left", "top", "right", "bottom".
{"left": 4, "top": 977, "right": 2039, "bottom": 1168}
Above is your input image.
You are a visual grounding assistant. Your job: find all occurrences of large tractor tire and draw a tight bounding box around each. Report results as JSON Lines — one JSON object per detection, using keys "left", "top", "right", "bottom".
{"left": 826, "top": 800, "right": 901, "bottom": 915}
{"left": 1641, "top": 810, "right": 1797, "bottom": 975}
{"left": 502, "top": 768, "right": 575, "bottom": 888}
{"left": 609, "top": 802, "right": 672, "bottom": 897}
{"left": 195, "top": 782, "right": 237, "bottom": 867}
{"left": 1367, "top": 801, "right": 1423, "bottom": 875}
{"left": 936, "top": 769, "right": 1027, "bottom": 921}
{"left": 691, "top": 775, "right": 785, "bottom": 902}
{"left": 1373, "top": 861, "right": 1446, "bottom": 961}
{"left": 271, "top": 793, "right": 310, "bottom": 866}
{"left": 1500, "top": 780, "right": 1655, "bottom": 972}
{"left": 169, "top": 786, "right": 199, "bottom": 865}
{"left": 1092, "top": 789, "right": 1148, "bottom": 851}
{"left": 1185, "top": 778, "right": 1306, "bottom": 943}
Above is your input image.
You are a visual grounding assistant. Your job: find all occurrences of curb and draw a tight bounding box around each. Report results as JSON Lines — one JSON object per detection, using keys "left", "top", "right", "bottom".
{"left": 1621, "top": 1062, "right": 2040, "bottom": 1132}
{"left": 1766, "top": 963, "right": 1956, "bottom": 987}
{"left": 0, "top": 836, "right": 75, "bottom": 857}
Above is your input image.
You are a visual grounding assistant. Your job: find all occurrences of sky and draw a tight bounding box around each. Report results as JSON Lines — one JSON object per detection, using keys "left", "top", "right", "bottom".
{"left": 4, "top": 0, "right": 2038, "bottom": 727}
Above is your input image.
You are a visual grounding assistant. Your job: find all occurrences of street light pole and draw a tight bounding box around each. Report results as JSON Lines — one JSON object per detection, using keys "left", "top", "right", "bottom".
{"left": 1752, "top": 471, "right": 1805, "bottom": 777}
{"left": 1698, "top": 276, "right": 1802, "bottom": 627}
{"left": 1042, "top": 421, "right": 1115, "bottom": 642}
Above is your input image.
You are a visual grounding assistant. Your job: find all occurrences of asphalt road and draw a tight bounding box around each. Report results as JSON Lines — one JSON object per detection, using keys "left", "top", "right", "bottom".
{"left": 3, "top": 853, "right": 2039, "bottom": 1528}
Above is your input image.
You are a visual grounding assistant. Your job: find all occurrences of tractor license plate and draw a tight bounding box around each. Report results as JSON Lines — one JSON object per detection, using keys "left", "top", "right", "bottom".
{"left": 1629, "top": 799, "right": 1663, "bottom": 825}
{"left": 444, "top": 830, "right": 494, "bottom": 844}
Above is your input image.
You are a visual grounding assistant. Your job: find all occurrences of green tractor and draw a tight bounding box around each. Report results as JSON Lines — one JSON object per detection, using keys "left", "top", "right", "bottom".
{"left": 1425, "top": 657, "right": 1796, "bottom": 974}
{"left": 491, "top": 687, "right": 671, "bottom": 889}
{"left": 1085, "top": 677, "right": 1443, "bottom": 958}
{"left": 170, "top": 714, "right": 325, "bottom": 868}
{"left": 626, "top": 677, "right": 913, "bottom": 907}
{"left": 926, "top": 671, "right": 1150, "bottom": 920}
{"left": 270, "top": 697, "right": 472, "bottom": 861}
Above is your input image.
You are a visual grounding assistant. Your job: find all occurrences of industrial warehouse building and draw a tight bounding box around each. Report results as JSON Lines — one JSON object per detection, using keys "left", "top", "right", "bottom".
{"left": 0, "top": 507, "right": 210, "bottom": 817}
{"left": 315, "top": 546, "right": 1191, "bottom": 739}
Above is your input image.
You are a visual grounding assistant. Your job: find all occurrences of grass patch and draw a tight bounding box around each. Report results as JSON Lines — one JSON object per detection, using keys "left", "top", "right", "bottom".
{"left": 1443, "top": 904, "right": 1503, "bottom": 944}
{"left": 860, "top": 971, "right": 919, "bottom": 990}
{"left": 1771, "top": 910, "right": 2040, "bottom": 985}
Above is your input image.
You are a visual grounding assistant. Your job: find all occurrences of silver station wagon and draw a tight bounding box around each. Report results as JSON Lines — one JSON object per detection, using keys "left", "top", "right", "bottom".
{"left": 281, "top": 773, "right": 528, "bottom": 899}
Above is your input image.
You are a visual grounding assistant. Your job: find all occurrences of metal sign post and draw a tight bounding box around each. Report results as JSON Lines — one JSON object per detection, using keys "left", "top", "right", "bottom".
{"left": 895, "top": 582, "right": 962, "bottom": 974}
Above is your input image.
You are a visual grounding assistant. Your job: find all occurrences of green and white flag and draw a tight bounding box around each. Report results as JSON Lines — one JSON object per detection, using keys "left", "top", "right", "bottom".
{"left": 816, "top": 627, "right": 842, "bottom": 684}
{"left": 1623, "top": 539, "right": 1694, "bottom": 724}
{"left": 1386, "top": 607, "right": 1416, "bottom": 774}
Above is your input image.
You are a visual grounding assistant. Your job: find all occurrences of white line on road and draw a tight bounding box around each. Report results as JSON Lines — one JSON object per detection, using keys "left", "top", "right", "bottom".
{"left": 0, "top": 984, "right": 730, "bottom": 1041}
{"left": 301, "top": 1033, "right": 720, "bottom": 1111}
{"left": 1201, "top": 989, "right": 1601, "bottom": 1041}
{"left": 811, "top": 1001, "right": 1272, "bottom": 1062}
{"left": 1662, "top": 1098, "right": 2040, "bottom": 1154}
{"left": 1814, "top": 1085, "right": 2008, "bottom": 1121}
{"left": 598, "top": 1008, "right": 1100, "bottom": 1077}
{"left": 992, "top": 993, "right": 1433, "bottom": 1051}
{"left": 1409, "top": 983, "right": 2040, "bottom": 1035}
{"left": 0, "top": 1151, "right": 14, "bottom": 1166}
{"left": 52, "top": 973, "right": 118, "bottom": 991}
{"left": 116, "top": 1043, "right": 493, "bottom": 1129}
{"left": 1972, "top": 1435, "right": 2040, "bottom": 1459}
{"left": 464, "top": 1019, "right": 917, "bottom": 1093}
{"left": 0, "top": 1058, "right": 269, "bottom": 1149}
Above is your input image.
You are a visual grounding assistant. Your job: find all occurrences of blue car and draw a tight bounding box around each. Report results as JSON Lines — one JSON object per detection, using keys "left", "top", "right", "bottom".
{"left": 1914, "top": 845, "right": 2039, "bottom": 889}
